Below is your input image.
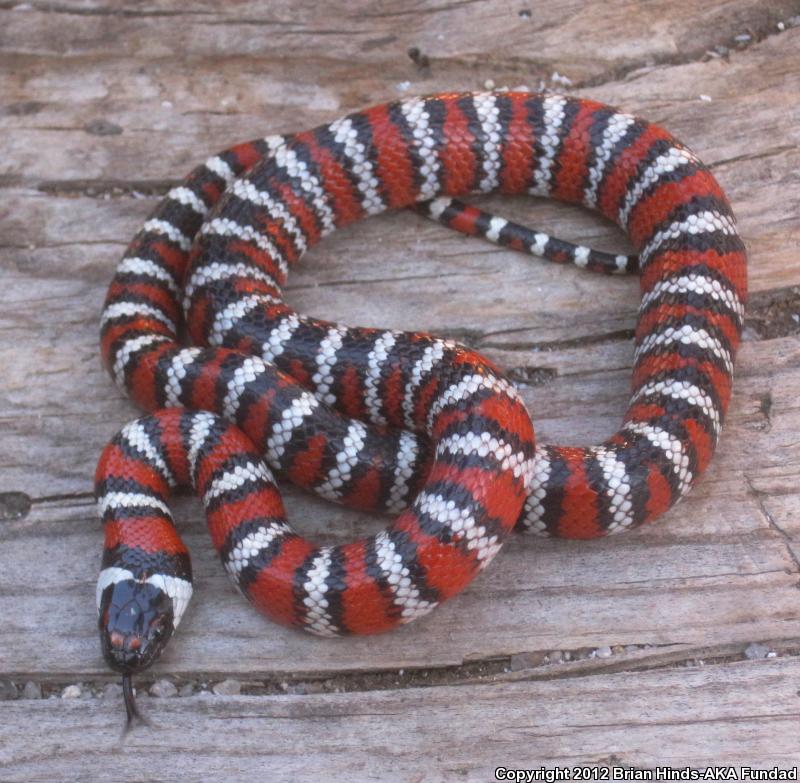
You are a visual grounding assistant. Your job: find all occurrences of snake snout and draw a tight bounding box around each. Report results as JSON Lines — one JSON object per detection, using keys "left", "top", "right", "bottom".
{"left": 98, "top": 578, "right": 175, "bottom": 675}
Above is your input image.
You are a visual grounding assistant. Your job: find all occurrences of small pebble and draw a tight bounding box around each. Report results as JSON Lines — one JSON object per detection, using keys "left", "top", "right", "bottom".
{"left": 699, "top": 94, "right": 712, "bottom": 102}
{"left": 510, "top": 651, "right": 547, "bottom": 671}
{"left": 734, "top": 33, "right": 752, "bottom": 43}
{"left": 548, "top": 650, "right": 564, "bottom": 663}
{"left": 777, "top": 21, "right": 785, "bottom": 30}
{"left": 61, "top": 684, "right": 82, "bottom": 699}
{"left": 179, "top": 683, "right": 195, "bottom": 697}
{"left": 519, "top": 9, "right": 531, "bottom": 19}
{"left": 395, "top": 81, "right": 411, "bottom": 92}
{"left": 741, "top": 325, "right": 760, "bottom": 341}
{"left": 212, "top": 679, "right": 242, "bottom": 696}
{"left": 744, "top": 642, "right": 771, "bottom": 660}
{"left": 294, "top": 681, "right": 326, "bottom": 695}
{"left": 563, "top": 651, "right": 572, "bottom": 661}
{"left": 22, "top": 681, "right": 42, "bottom": 700}
{"left": 595, "top": 645, "right": 613, "bottom": 659}
{"left": 150, "top": 679, "right": 178, "bottom": 698}
{"left": 612, "top": 645, "right": 625, "bottom": 655}
{"left": 0, "top": 680, "right": 18, "bottom": 700}
{"left": 102, "top": 683, "right": 123, "bottom": 700}
{"left": 624, "top": 645, "right": 640, "bottom": 653}
{"left": 484, "top": 79, "right": 496, "bottom": 90}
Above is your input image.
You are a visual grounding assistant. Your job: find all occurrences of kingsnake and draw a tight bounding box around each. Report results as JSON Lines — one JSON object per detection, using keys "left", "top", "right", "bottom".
{"left": 95, "top": 91, "right": 747, "bottom": 722}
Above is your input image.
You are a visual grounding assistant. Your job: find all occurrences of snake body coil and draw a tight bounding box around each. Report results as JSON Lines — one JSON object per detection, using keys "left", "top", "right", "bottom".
{"left": 95, "top": 91, "right": 747, "bottom": 719}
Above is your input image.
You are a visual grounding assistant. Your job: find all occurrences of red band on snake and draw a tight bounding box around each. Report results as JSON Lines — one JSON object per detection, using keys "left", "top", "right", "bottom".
{"left": 95, "top": 91, "right": 747, "bottom": 716}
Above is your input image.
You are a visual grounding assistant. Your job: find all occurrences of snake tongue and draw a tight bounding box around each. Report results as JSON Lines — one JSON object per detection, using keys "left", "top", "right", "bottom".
{"left": 121, "top": 673, "right": 150, "bottom": 730}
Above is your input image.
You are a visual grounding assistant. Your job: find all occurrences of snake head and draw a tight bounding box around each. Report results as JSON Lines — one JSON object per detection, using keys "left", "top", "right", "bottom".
{"left": 96, "top": 568, "right": 191, "bottom": 675}
{"left": 98, "top": 577, "right": 174, "bottom": 674}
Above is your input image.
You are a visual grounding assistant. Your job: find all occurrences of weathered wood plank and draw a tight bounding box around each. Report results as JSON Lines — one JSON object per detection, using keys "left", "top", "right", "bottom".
{"left": 2, "top": 0, "right": 800, "bottom": 774}
{"left": 1, "top": 657, "right": 799, "bottom": 782}
{"left": 2, "top": 332, "right": 799, "bottom": 677}
{"left": 1, "top": 16, "right": 800, "bottom": 678}
{"left": 1, "top": 0, "right": 796, "bottom": 96}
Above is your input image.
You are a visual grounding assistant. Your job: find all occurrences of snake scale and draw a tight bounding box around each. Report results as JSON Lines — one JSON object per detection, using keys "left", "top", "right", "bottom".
{"left": 94, "top": 91, "right": 747, "bottom": 722}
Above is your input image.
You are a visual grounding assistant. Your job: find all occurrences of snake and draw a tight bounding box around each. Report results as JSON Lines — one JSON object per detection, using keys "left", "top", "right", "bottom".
{"left": 94, "top": 91, "right": 747, "bottom": 723}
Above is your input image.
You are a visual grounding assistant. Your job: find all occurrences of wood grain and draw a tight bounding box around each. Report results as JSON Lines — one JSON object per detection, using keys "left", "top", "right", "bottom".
{"left": 1, "top": 0, "right": 799, "bottom": 777}
{"left": 2, "top": 659, "right": 799, "bottom": 782}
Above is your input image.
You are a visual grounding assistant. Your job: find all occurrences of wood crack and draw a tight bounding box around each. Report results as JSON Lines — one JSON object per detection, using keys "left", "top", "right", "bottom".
{"left": 355, "top": 0, "right": 489, "bottom": 18}
{"left": 709, "top": 143, "right": 798, "bottom": 169}
{"left": 0, "top": 1, "right": 215, "bottom": 17}
{"left": 745, "top": 475, "right": 800, "bottom": 575}
{"left": 36, "top": 178, "right": 178, "bottom": 198}
{"left": 577, "top": 11, "right": 800, "bottom": 89}
{"left": 478, "top": 328, "right": 636, "bottom": 353}
{"left": 8, "top": 639, "right": 800, "bottom": 697}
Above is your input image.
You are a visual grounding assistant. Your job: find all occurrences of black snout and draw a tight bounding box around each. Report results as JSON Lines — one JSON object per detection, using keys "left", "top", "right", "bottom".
{"left": 98, "top": 579, "right": 175, "bottom": 675}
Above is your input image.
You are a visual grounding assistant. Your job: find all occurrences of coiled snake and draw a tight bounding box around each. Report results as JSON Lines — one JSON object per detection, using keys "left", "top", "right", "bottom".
{"left": 94, "top": 91, "right": 747, "bottom": 723}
